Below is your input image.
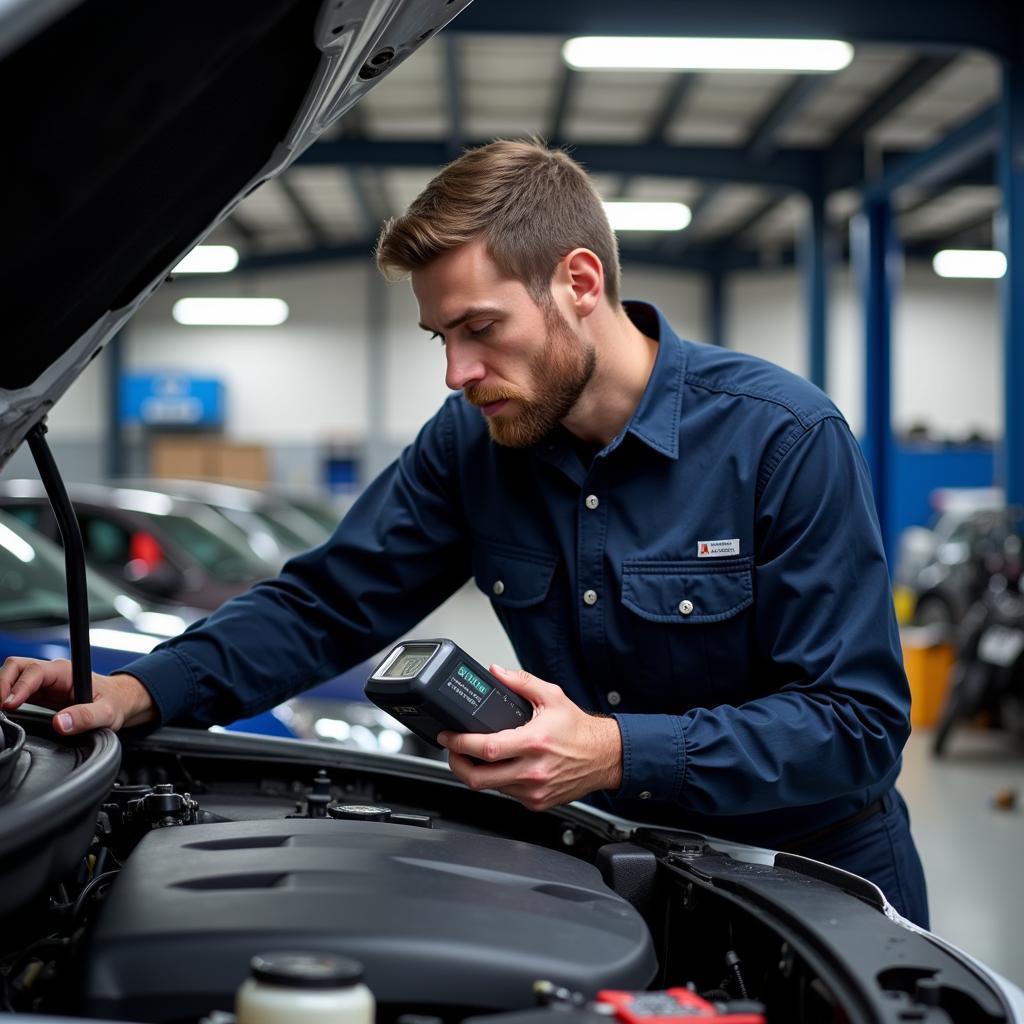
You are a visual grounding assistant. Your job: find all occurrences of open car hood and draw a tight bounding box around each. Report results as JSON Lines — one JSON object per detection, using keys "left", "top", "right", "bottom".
{"left": 0, "top": 0, "right": 471, "bottom": 467}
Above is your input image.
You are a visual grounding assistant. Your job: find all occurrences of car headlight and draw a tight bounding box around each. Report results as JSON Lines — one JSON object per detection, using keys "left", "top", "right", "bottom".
{"left": 282, "top": 697, "right": 437, "bottom": 758}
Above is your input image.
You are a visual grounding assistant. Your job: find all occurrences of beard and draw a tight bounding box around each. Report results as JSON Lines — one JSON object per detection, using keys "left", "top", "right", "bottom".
{"left": 465, "top": 302, "right": 597, "bottom": 448}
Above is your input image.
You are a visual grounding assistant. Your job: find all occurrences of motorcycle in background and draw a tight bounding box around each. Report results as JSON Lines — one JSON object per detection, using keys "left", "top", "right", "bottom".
{"left": 932, "top": 528, "right": 1024, "bottom": 756}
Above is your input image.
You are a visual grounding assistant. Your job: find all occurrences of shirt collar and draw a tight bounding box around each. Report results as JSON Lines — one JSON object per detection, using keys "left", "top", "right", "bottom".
{"left": 618, "top": 300, "right": 685, "bottom": 460}
{"left": 530, "top": 300, "right": 685, "bottom": 472}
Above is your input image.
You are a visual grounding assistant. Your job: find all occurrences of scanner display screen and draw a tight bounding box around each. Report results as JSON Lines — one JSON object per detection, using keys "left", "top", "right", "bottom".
{"left": 456, "top": 663, "right": 492, "bottom": 698}
{"left": 384, "top": 644, "right": 437, "bottom": 679}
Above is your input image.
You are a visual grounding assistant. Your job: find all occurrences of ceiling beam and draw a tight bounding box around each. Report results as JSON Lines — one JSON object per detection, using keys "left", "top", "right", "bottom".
{"left": 450, "top": 0, "right": 1015, "bottom": 59}
{"left": 300, "top": 137, "right": 840, "bottom": 192}
{"left": 708, "top": 194, "right": 786, "bottom": 254}
{"left": 828, "top": 55, "right": 956, "bottom": 152}
{"left": 621, "top": 246, "right": 766, "bottom": 274}
{"left": 906, "top": 209, "right": 996, "bottom": 246}
{"left": 746, "top": 76, "right": 832, "bottom": 161}
{"left": 225, "top": 211, "right": 259, "bottom": 246}
{"left": 647, "top": 73, "right": 698, "bottom": 144}
{"left": 232, "top": 240, "right": 378, "bottom": 274}
{"left": 858, "top": 103, "right": 999, "bottom": 200}
{"left": 443, "top": 34, "right": 464, "bottom": 156}
{"left": 548, "top": 65, "right": 578, "bottom": 143}
{"left": 346, "top": 169, "right": 382, "bottom": 238}
{"left": 615, "top": 73, "right": 698, "bottom": 196}
{"left": 659, "top": 182, "right": 725, "bottom": 257}
{"left": 221, "top": 236, "right": 773, "bottom": 277}
{"left": 277, "top": 175, "right": 330, "bottom": 248}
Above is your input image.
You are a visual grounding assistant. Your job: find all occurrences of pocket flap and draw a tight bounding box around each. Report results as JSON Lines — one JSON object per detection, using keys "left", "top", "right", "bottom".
{"left": 473, "top": 542, "right": 557, "bottom": 608}
{"left": 622, "top": 558, "right": 752, "bottom": 623}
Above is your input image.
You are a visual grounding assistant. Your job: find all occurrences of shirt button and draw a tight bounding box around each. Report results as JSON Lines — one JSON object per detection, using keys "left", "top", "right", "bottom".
{"left": 493, "top": 580, "right": 505, "bottom": 596}
{"left": 679, "top": 599, "right": 694, "bottom": 616}
{"left": 585, "top": 494, "right": 600, "bottom": 510}
{"left": 583, "top": 589, "right": 598, "bottom": 606}
{"left": 607, "top": 690, "right": 621, "bottom": 706}
{"left": 638, "top": 790, "right": 652, "bottom": 800}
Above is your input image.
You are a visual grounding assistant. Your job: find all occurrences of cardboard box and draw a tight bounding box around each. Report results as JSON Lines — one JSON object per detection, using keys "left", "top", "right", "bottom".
{"left": 151, "top": 435, "right": 268, "bottom": 484}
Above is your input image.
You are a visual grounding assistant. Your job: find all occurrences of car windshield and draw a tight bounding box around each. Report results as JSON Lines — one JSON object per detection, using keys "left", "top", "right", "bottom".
{"left": 284, "top": 496, "right": 343, "bottom": 536}
{"left": 0, "top": 512, "right": 121, "bottom": 625}
{"left": 252, "top": 504, "right": 329, "bottom": 550}
{"left": 137, "top": 509, "right": 275, "bottom": 582}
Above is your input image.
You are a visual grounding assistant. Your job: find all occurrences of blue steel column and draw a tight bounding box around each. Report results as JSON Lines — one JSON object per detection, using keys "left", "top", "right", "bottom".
{"left": 999, "top": 60, "right": 1024, "bottom": 507}
{"left": 706, "top": 268, "right": 726, "bottom": 347}
{"left": 800, "top": 186, "right": 828, "bottom": 391}
{"left": 853, "top": 199, "right": 899, "bottom": 562}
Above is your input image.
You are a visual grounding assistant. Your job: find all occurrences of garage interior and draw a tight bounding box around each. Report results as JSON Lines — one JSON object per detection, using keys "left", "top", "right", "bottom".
{"left": 3, "top": 0, "right": 1023, "bottom": 992}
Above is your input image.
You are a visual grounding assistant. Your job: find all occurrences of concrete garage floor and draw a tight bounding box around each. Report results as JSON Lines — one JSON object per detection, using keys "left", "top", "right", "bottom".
{"left": 898, "top": 727, "right": 1024, "bottom": 985}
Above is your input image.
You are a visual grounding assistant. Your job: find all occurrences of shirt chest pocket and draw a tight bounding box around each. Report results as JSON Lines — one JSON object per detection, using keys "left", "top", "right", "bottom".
{"left": 620, "top": 557, "right": 753, "bottom": 707}
{"left": 472, "top": 541, "right": 564, "bottom": 679}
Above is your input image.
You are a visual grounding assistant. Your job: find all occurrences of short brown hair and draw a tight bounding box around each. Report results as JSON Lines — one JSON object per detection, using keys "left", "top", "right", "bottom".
{"left": 375, "top": 139, "right": 620, "bottom": 306}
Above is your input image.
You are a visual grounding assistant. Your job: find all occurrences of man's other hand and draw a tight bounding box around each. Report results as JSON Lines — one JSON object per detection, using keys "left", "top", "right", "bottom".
{"left": 437, "top": 664, "right": 623, "bottom": 812}
{"left": 0, "top": 657, "right": 156, "bottom": 734}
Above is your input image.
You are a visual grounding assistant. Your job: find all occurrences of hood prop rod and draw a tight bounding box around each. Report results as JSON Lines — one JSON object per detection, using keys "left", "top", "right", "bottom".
{"left": 26, "top": 420, "right": 93, "bottom": 706}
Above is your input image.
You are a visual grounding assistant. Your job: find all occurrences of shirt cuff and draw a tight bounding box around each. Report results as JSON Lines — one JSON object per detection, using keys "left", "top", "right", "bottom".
{"left": 611, "top": 713, "right": 686, "bottom": 802}
{"left": 114, "top": 647, "right": 197, "bottom": 727}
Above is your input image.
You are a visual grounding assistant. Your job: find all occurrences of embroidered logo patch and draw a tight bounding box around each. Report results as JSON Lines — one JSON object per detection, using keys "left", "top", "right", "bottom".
{"left": 697, "top": 538, "right": 740, "bottom": 558}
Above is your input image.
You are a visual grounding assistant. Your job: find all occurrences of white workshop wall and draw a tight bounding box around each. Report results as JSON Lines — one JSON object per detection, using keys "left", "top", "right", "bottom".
{"left": 127, "top": 265, "right": 371, "bottom": 443}
{"left": 728, "top": 262, "right": 1001, "bottom": 440}
{"left": 36, "top": 258, "right": 1002, "bottom": 464}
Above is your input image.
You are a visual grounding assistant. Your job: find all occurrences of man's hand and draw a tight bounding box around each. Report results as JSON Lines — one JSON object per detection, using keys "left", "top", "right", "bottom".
{"left": 437, "top": 664, "right": 623, "bottom": 812}
{"left": 0, "top": 657, "right": 156, "bottom": 735}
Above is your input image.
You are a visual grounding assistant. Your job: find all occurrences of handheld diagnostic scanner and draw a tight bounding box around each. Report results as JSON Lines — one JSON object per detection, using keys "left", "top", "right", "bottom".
{"left": 364, "top": 639, "right": 532, "bottom": 748}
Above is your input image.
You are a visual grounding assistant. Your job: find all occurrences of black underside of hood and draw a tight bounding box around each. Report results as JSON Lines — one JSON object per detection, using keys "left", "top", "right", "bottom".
{"left": 1, "top": 0, "right": 321, "bottom": 389}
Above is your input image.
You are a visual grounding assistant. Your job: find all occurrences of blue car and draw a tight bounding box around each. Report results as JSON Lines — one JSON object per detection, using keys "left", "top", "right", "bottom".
{"left": 0, "top": 510, "right": 179, "bottom": 674}
{"left": 0, "top": 505, "right": 416, "bottom": 751}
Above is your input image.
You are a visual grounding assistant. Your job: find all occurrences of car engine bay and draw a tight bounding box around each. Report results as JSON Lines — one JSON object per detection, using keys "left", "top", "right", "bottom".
{"left": 1, "top": 707, "right": 1014, "bottom": 1024}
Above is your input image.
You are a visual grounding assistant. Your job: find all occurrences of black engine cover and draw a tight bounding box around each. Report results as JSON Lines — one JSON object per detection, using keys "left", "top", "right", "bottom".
{"left": 84, "top": 818, "right": 657, "bottom": 1020}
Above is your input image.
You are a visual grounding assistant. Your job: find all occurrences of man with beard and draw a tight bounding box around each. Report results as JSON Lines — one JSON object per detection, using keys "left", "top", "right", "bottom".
{"left": 0, "top": 140, "right": 928, "bottom": 926}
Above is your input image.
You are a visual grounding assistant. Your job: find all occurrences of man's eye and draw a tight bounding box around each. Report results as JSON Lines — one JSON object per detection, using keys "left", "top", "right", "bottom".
{"left": 467, "top": 322, "right": 494, "bottom": 337}
{"left": 431, "top": 331, "right": 444, "bottom": 344}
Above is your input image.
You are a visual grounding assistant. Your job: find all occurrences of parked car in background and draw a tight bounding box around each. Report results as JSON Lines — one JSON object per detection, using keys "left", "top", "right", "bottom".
{"left": 0, "top": 510, "right": 182, "bottom": 672}
{"left": 115, "top": 478, "right": 336, "bottom": 568}
{"left": 0, "top": 483, "right": 420, "bottom": 753}
{"left": 895, "top": 492, "right": 1020, "bottom": 628}
{"left": 0, "top": 480, "right": 277, "bottom": 611}
{"left": 276, "top": 487, "right": 348, "bottom": 535}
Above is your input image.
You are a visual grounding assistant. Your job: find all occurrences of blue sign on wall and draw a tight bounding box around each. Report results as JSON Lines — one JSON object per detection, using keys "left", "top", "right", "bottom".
{"left": 121, "top": 374, "right": 224, "bottom": 428}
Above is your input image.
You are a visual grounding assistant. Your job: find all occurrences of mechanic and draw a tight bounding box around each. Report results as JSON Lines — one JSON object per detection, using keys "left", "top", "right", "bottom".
{"left": 0, "top": 140, "right": 928, "bottom": 927}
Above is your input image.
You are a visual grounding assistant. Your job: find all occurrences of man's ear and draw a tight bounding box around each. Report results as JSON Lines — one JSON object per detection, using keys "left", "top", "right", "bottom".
{"left": 561, "top": 248, "right": 604, "bottom": 318}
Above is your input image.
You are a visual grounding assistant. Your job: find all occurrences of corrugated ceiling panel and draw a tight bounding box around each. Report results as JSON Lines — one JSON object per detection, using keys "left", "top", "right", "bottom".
{"left": 870, "top": 53, "right": 1000, "bottom": 149}
{"left": 775, "top": 47, "right": 914, "bottom": 147}
{"left": 667, "top": 72, "right": 792, "bottom": 146}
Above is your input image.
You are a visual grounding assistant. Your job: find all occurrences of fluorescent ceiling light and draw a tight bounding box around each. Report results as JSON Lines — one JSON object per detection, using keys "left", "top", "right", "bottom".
{"left": 173, "top": 245, "right": 239, "bottom": 274}
{"left": 563, "top": 36, "right": 854, "bottom": 72}
{"left": 172, "top": 297, "right": 290, "bottom": 326}
{"left": 932, "top": 250, "right": 1007, "bottom": 280}
{"left": 603, "top": 201, "right": 692, "bottom": 232}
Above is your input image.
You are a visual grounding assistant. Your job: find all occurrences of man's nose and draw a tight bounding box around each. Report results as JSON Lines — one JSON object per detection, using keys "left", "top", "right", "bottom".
{"left": 444, "top": 343, "right": 485, "bottom": 391}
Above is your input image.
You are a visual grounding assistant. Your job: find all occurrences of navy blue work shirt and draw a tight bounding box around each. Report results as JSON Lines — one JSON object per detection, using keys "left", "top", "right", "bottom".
{"left": 121, "top": 301, "right": 910, "bottom": 848}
